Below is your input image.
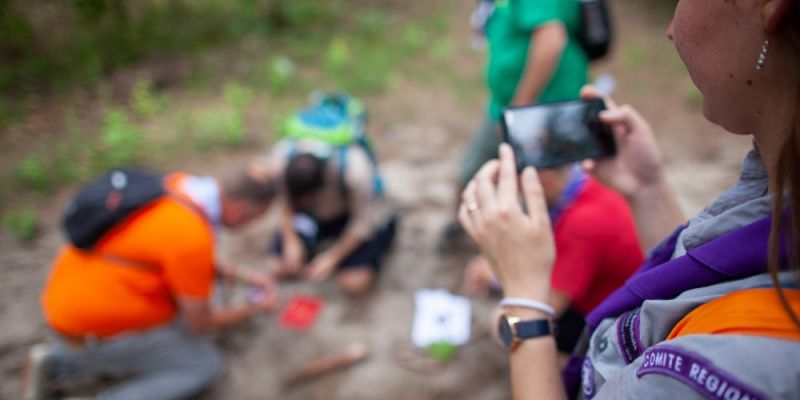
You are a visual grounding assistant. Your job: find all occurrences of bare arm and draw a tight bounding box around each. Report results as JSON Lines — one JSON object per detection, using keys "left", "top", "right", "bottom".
{"left": 280, "top": 204, "right": 307, "bottom": 273}
{"left": 281, "top": 205, "right": 301, "bottom": 247}
{"left": 306, "top": 148, "right": 373, "bottom": 281}
{"left": 460, "top": 145, "right": 566, "bottom": 400}
{"left": 511, "top": 22, "right": 568, "bottom": 106}
{"left": 177, "top": 285, "right": 279, "bottom": 334}
{"left": 177, "top": 297, "right": 256, "bottom": 333}
{"left": 549, "top": 290, "right": 572, "bottom": 318}
{"left": 327, "top": 230, "right": 364, "bottom": 263}
{"left": 626, "top": 178, "right": 686, "bottom": 250}
{"left": 580, "top": 87, "right": 686, "bottom": 250}
{"left": 507, "top": 307, "right": 567, "bottom": 400}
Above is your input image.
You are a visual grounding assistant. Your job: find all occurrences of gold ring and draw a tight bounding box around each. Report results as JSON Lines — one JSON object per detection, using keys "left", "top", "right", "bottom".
{"left": 467, "top": 202, "right": 479, "bottom": 212}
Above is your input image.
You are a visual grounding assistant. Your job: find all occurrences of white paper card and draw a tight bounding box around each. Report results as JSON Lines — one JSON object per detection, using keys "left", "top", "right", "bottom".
{"left": 411, "top": 289, "right": 472, "bottom": 347}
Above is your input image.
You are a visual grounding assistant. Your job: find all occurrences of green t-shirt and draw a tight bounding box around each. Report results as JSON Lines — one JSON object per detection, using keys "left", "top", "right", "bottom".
{"left": 485, "top": 0, "right": 589, "bottom": 120}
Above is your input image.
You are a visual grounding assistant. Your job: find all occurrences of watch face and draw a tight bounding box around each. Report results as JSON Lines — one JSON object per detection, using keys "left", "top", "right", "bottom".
{"left": 498, "top": 316, "right": 513, "bottom": 347}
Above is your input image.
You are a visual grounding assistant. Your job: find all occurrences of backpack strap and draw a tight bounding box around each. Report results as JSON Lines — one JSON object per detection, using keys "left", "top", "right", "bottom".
{"left": 162, "top": 172, "right": 215, "bottom": 223}
{"left": 337, "top": 145, "right": 349, "bottom": 196}
{"left": 668, "top": 288, "right": 800, "bottom": 341}
{"left": 83, "top": 174, "right": 211, "bottom": 273}
{"left": 336, "top": 144, "right": 387, "bottom": 199}
{"left": 90, "top": 250, "right": 161, "bottom": 272}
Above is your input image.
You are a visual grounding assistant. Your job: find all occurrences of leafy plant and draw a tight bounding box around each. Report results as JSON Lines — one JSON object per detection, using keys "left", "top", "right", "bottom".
{"left": 326, "top": 37, "right": 350, "bottom": 73}
{"left": 97, "top": 109, "right": 143, "bottom": 168}
{"left": 3, "top": 206, "right": 38, "bottom": 243}
{"left": 131, "top": 77, "right": 166, "bottom": 119}
{"left": 355, "top": 10, "right": 391, "bottom": 36}
{"left": 224, "top": 82, "right": 254, "bottom": 110}
{"left": 0, "top": 97, "right": 13, "bottom": 126}
{"left": 14, "top": 156, "right": 51, "bottom": 193}
{"left": 401, "top": 24, "right": 427, "bottom": 54}
{"left": 266, "top": 55, "right": 295, "bottom": 93}
{"left": 432, "top": 38, "right": 453, "bottom": 62}
{"left": 195, "top": 109, "right": 245, "bottom": 150}
{"left": 267, "top": 0, "right": 341, "bottom": 30}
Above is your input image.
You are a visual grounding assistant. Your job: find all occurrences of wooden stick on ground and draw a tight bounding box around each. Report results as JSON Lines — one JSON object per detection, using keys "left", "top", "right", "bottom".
{"left": 284, "top": 343, "right": 369, "bottom": 386}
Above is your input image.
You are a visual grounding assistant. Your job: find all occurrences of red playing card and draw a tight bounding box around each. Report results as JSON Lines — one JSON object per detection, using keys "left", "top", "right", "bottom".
{"left": 279, "top": 296, "right": 324, "bottom": 330}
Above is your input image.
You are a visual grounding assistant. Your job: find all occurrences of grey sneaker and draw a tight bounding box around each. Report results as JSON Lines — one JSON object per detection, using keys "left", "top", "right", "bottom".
{"left": 20, "top": 343, "right": 54, "bottom": 400}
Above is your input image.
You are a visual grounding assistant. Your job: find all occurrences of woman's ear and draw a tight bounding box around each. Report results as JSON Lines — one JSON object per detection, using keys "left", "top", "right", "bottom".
{"left": 762, "top": 0, "right": 792, "bottom": 32}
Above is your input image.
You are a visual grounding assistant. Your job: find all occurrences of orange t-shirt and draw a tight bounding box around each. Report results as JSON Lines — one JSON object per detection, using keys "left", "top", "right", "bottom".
{"left": 41, "top": 182, "right": 215, "bottom": 338}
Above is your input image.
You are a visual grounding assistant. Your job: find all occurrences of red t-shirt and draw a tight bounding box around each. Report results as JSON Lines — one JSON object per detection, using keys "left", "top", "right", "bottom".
{"left": 550, "top": 177, "right": 643, "bottom": 315}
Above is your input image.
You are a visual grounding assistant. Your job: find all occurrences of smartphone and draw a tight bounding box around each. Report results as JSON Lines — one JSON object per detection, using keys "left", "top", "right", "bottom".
{"left": 500, "top": 98, "right": 616, "bottom": 170}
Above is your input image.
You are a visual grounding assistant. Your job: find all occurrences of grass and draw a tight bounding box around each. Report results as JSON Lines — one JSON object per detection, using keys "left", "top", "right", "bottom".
{"left": 0, "top": 0, "right": 453, "bottom": 212}
{"left": 3, "top": 206, "right": 38, "bottom": 243}
{"left": 264, "top": 55, "right": 296, "bottom": 94}
{"left": 131, "top": 78, "right": 167, "bottom": 119}
{"left": 14, "top": 156, "right": 51, "bottom": 193}
{"left": 97, "top": 109, "right": 145, "bottom": 168}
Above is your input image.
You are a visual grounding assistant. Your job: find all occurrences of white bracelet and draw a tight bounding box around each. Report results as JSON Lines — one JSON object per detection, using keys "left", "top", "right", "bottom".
{"left": 499, "top": 297, "right": 556, "bottom": 317}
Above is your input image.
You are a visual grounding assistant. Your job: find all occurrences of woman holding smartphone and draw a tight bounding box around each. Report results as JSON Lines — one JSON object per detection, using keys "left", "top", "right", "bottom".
{"left": 459, "top": 0, "right": 800, "bottom": 398}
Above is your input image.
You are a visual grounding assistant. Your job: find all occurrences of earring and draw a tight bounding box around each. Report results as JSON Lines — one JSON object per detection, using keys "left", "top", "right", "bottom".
{"left": 756, "top": 39, "right": 770, "bottom": 71}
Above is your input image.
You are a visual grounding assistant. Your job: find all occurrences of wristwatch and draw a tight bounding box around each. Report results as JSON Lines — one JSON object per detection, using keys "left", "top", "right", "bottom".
{"left": 498, "top": 314, "right": 553, "bottom": 351}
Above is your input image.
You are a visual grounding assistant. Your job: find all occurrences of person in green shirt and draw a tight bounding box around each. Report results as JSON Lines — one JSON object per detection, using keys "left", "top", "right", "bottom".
{"left": 442, "top": 0, "right": 589, "bottom": 248}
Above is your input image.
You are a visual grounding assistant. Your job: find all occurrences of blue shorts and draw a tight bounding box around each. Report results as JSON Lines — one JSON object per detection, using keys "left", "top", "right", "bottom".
{"left": 269, "top": 213, "right": 398, "bottom": 272}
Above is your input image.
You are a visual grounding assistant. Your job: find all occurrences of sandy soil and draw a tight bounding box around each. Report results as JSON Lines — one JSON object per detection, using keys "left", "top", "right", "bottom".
{"left": 0, "top": 1, "right": 753, "bottom": 399}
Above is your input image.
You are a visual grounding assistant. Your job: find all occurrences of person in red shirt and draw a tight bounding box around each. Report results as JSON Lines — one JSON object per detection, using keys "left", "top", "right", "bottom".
{"left": 463, "top": 165, "right": 643, "bottom": 355}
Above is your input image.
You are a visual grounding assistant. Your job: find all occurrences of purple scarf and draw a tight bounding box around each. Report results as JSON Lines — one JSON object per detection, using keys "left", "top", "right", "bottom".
{"left": 564, "top": 214, "right": 786, "bottom": 398}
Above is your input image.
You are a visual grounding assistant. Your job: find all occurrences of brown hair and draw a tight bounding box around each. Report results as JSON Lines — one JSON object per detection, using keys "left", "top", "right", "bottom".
{"left": 768, "top": 0, "right": 800, "bottom": 329}
{"left": 220, "top": 168, "right": 277, "bottom": 205}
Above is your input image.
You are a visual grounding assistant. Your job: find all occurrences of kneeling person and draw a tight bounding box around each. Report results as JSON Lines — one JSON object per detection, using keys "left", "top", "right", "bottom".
{"left": 267, "top": 142, "right": 397, "bottom": 296}
{"left": 35, "top": 167, "right": 278, "bottom": 400}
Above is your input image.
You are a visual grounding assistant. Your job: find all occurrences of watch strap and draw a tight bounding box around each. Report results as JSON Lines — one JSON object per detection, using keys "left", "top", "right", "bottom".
{"left": 515, "top": 319, "right": 552, "bottom": 340}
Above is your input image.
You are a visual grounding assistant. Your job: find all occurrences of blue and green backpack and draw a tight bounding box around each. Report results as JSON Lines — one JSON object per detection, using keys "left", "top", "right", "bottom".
{"left": 283, "top": 92, "right": 384, "bottom": 197}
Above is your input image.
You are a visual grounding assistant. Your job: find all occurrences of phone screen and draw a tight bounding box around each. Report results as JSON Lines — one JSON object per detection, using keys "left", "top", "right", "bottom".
{"left": 501, "top": 98, "right": 615, "bottom": 170}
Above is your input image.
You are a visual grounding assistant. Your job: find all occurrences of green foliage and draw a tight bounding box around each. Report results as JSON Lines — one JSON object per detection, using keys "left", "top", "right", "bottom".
{"left": 194, "top": 82, "right": 254, "bottom": 150}
{"left": 72, "top": 0, "right": 118, "bottom": 21}
{"left": 0, "top": 0, "right": 452, "bottom": 202}
{"left": 0, "top": 1, "right": 35, "bottom": 56}
{"left": 266, "top": 55, "right": 295, "bottom": 93}
{"left": 14, "top": 156, "right": 51, "bottom": 193}
{"left": 98, "top": 109, "right": 143, "bottom": 168}
{"left": 131, "top": 78, "right": 166, "bottom": 119}
{"left": 11, "top": 129, "right": 89, "bottom": 196}
{"left": 355, "top": 10, "right": 391, "bottom": 36}
{"left": 224, "top": 82, "right": 254, "bottom": 110}
{"left": 195, "top": 109, "right": 245, "bottom": 150}
{"left": 1, "top": 0, "right": 276, "bottom": 93}
{"left": 0, "top": 97, "right": 14, "bottom": 126}
{"left": 432, "top": 39, "right": 453, "bottom": 62}
{"left": 401, "top": 24, "right": 427, "bottom": 53}
{"left": 3, "top": 206, "right": 38, "bottom": 243}
{"left": 266, "top": 0, "right": 342, "bottom": 31}
{"left": 326, "top": 37, "right": 350, "bottom": 73}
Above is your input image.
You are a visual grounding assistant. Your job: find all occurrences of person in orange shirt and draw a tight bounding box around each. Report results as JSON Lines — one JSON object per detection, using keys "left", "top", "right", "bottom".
{"left": 27, "top": 167, "right": 278, "bottom": 400}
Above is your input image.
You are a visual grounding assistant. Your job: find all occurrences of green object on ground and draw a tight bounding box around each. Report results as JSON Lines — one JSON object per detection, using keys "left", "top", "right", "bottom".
{"left": 427, "top": 341, "right": 457, "bottom": 361}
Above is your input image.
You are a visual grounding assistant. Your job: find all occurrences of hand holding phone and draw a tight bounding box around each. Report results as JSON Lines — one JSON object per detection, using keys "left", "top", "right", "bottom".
{"left": 501, "top": 98, "right": 616, "bottom": 170}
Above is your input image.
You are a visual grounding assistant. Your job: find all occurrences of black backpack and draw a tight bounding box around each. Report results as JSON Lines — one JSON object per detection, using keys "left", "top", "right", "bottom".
{"left": 577, "top": 0, "right": 613, "bottom": 61}
{"left": 63, "top": 168, "right": 166, "bottom": 250}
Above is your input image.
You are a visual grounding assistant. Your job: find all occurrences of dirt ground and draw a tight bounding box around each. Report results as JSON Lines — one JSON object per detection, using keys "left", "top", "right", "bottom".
{"left": 0, "top": 1, "right": 753, "bottom": 399}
